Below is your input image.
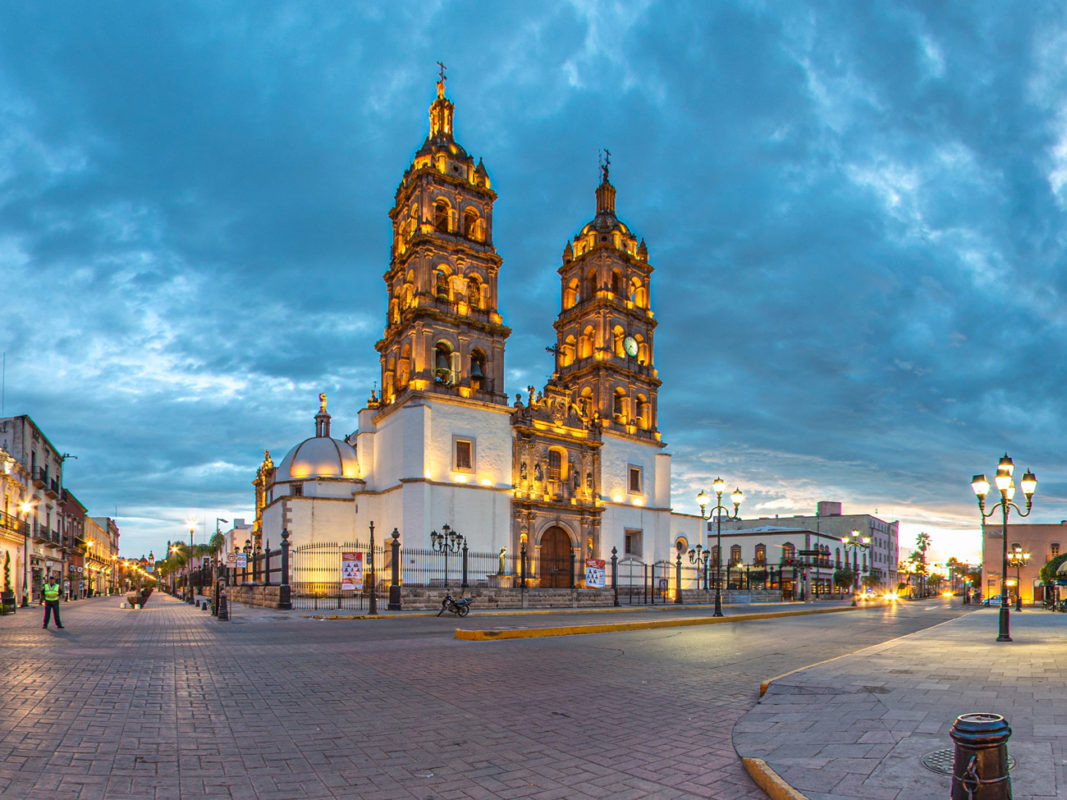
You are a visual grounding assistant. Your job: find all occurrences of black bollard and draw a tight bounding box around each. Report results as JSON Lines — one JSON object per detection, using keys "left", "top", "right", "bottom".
{"left": 217, "top": 585, "right": 229, "bottom": 621}
{"left": 388, "top": 529, "right": 402, "bottom": 611}
{"left": 950, "top": 713, "right": 1012, "bottom": 800}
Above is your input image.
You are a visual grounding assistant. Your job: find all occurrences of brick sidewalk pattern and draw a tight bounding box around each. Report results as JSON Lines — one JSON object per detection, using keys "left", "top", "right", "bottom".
{"left": 732, "top": 608, "right": 1067, "bottom": 799}
{"left": 0, "top": 592, "right": 770, "bottom": 800}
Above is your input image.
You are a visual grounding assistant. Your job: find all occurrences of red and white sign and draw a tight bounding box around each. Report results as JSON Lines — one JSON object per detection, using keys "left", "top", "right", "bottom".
{"left": 585, "top": 559, "right": 606, "bottom": 589}
{"left": 341, "top": 551, "right": 363, "bottom": 591}
{"left": 225, "top": 552, "right": 236, "bottom": 566}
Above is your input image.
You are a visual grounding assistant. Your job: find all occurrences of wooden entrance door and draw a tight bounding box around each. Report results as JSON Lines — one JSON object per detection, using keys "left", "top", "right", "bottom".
{"left": 539, "top": 527, "right": 572, "bottom": 588}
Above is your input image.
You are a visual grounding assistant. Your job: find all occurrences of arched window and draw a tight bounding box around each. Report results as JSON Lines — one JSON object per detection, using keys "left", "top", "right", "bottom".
{"left": 470, "top": 350, "right": 486, "bottom": 391}
{"left": 611, "top": 269, "right": 623, "bottom": 297}
{"left": 435, "top": 269, "right": 449, "bottom": 300}
{"left": 467, "top": 276, "right": 482, "bottom": 309}
{"left": 564, "top": 278, "right": 579, "bottom": 309}
{"left": 434, "top": 201, "right": 450, "bottom": 233}
{"left": 835, "top": 548, "right": 841, "bottom": 567}
{"left": 584, "top": 268, "right": 597, "bottom": 299}
{"left": 630, "top": 277, "right": 647, "bottom": 307}
{"left": 578, "top": 326, "right": 594, "bottom": 359}
{"left": 782, "top": 542, "right": 795, "bottom": 563}
{"left": 710, "top": 545, "right": 720, "bottom": 565}
{"left": 463, "top": 209, "right": 480, "bottom": 240}
{"left": 547, "top": 450, "right": 562, "bottom": 482}
{"left": 754, "top": 544, "right": 766, "bottom": 565}
{"left": 730, "top": 545, "right": 742, "bottom": 565}
{"left": 637, "top": 336, "right": 650, "bottom": 365}
{"left": 560, "top": 335, "right": 576, "bottom": 367}
{"left": 612, "top": 326, "right": 625, "bottom": 358}
{"left": 434, "top": 342, "right": 452, "bottom": 382}
{"left": 613, "top": 389, "right": 627, "bottom": 421}
{"left": 398, "top": 344, "right": 411, "bottom": 388}
{"left": 636, "top": 395, "right": 649, "bottom": 429}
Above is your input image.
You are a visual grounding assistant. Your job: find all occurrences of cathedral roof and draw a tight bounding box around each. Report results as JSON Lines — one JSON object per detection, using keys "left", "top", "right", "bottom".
{"left": 578, "top": 162, "right": 631, "bottom": 238}
{"left": 276, "top": 395, "right": 359, "bottom": 482}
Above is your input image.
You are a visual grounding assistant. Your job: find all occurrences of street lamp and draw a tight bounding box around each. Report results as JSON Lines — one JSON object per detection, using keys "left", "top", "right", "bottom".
{"left": 430, "top": 524, "right": 465, "bottom": 588}
{"left": 971, "top": 454, "right": 1037, "bottom": 642}
{"left": 687, "top": 543, "right": 709, "bottom": 591}
{"left": 186, "top": 518, "right": 197, "bottom": 604}
{"left": 696, "top": 478, "right": 743, "bottom": 617}
{"left": 18, "top": 499, "right": 34, "bottom": 607}
{"left": 841, "top": 530, "right": 871, "bottom": 606}
{"left": 1007, "top": 544, "right": 1030, "bottom": 612}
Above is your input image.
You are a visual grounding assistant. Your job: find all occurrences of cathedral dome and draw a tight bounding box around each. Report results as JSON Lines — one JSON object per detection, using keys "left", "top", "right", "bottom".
{"left": 275, "top": 395, "right": 359, "bottom": 481}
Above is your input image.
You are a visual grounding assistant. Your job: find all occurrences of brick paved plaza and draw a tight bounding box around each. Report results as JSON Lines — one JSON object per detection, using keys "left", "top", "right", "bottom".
{"left": 0, "top": 593, "right": 969, "bottom": 799}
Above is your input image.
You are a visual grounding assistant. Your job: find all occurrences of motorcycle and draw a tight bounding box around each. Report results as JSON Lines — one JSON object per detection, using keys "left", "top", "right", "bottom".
{"left": 437, "top": 594, "right": 472, "bottom": 617}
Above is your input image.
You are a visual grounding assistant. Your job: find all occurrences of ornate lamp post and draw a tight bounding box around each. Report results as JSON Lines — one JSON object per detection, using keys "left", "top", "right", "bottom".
{"left": 971, "top": 454, "right": 1037, "bottom": 642}
{"left": 18, "top": 499, "right": 34, "bottom": 607}
{"left": 687, "top": 543, "right": 709, "bottom": 591}
{"left": 1007, "top": 544, "right": 1030, "bottom": 612}
{"left": 696, "top": 478, "right": 743, "bottom": 617}
{"left": 186, "top": 519, "right": 197, "bottom": 604}
{"left": 430, "top": 524, "right": 465, "bottom": 589}
{"left": 841, "top": 530, "right": 871, "bottom": 606}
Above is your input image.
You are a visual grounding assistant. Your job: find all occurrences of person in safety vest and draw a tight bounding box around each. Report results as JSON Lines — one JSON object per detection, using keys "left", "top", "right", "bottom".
{"left": 41, "top": 575, "right": 63, "bottom": 629}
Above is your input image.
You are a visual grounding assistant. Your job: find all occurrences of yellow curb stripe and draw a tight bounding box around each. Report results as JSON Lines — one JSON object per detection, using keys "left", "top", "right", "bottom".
{"left": 455, "top": 605, "right": 857, "bottom": 641}
{"left": 742, "top": 757, "right": 809, "bottom": 800}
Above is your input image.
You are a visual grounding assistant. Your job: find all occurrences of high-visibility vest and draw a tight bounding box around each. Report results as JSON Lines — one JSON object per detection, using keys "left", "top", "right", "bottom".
{"left": 43, "top": 583, "right": 60, "bottom": 601}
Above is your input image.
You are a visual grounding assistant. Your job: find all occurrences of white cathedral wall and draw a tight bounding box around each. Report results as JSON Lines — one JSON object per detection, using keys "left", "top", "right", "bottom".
{"left": 350, "top": 396, "right": 513, "bottom": 553}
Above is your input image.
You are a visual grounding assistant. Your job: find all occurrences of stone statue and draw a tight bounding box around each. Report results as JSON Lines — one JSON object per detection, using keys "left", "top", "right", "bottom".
{"left": 520, "top": 461, "right": 528, "bottom": 482}
{"left": 497, "top": 547, "right": 507, "bottom": 575}
{"left": 534, "top": 462, "right": 543, "bottom": 482}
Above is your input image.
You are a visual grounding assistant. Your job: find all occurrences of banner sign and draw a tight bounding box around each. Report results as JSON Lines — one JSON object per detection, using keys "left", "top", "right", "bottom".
{"left": 585, "top": 558, "right": 606, "bottom": 589}
{"left": 234, "top": 553, "right": 247, "bottom": 569}
{"left": 341, "top": 551, "right": 363, "bottom": 591}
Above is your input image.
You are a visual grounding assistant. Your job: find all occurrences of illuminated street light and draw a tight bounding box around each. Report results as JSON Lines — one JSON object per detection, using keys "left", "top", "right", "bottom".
{"left": 696, "top": 480, "right": 743, "bottom": 617}
{"left": 1007, "top": 544, "right": 1030, "bottom": 612}
{"left": 971, "top": 454, "right": 1037, "bottom": 642}
{"left": 841, "top": 530, "right": 872, "bottom": 606}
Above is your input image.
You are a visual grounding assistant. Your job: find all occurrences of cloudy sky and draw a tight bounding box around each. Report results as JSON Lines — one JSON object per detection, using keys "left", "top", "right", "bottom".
{"left": 2, "top": 0, "right": 1065, "bottom": 564}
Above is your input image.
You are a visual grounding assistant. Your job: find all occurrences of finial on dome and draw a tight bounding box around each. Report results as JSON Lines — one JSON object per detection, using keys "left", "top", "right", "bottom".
{"left": 436, "top": 60, "right": 447, "bottom": 97}
{"left": 314, "top": 394, "right": 331, "bottom": 438}
{"left": 595, "top": 149, "right": 616, "bottom": 216}
{"left": 428, "top": 63, "right": 455, "bottom": 138}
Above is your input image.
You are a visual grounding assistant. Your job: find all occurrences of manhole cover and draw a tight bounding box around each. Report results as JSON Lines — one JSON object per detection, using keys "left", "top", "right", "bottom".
{"left": 920, "top": 748, "right": 1015, "bottom": 776}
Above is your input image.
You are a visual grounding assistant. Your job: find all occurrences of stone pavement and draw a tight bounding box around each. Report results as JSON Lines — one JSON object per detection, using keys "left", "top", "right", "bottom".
{"left": 732, "top": 607, "right": 1067, "bottom": 799}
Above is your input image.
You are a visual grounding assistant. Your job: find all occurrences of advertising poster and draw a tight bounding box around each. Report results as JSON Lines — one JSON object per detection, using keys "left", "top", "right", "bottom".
{"left": 341, "top": 551, "right": 363, "bottom": 591}
{"left": 585, "top": 558, "right": 606, "bottom": 589}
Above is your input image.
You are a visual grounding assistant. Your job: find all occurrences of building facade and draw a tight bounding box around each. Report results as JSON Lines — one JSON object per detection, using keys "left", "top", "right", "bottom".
{"left": 981, "top": 521, "right": 1066, "bottom": 606}
{"left": 256, "top": 76, "right": 701, "bottom": 581}
{"left": 721, "top": 501, "right": 900, "bottom": 590}
{"left": 0, "top": 445, "right": 31, "bottom": 601}
{"left": 0, "top": 415, "right": 66, "bottom": 601}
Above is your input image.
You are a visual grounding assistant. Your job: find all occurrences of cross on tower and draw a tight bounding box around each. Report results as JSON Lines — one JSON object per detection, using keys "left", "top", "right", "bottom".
{"left": 437, "top": 61, "right": 447, "bottom": 83}
{"left": 599, "top": 148, "right": 611, "bottom": 182}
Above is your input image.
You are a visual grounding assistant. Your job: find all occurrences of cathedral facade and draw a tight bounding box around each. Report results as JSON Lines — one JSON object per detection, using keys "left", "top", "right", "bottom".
{"left": 256, "top": 76, "right": 701, "bottom": 583}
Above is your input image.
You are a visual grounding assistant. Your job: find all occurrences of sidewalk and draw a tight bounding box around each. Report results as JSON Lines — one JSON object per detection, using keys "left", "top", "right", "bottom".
{"left": 733, "top": 607, "right": 1067, "bottom": 799}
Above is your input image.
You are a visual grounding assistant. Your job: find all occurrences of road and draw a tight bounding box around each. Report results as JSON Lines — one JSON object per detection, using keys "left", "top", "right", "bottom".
{"left": 0, "top": 593, "right": 971, "bottom": 799}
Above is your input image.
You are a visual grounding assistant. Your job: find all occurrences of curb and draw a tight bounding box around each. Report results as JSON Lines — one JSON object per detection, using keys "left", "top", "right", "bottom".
{"left": 742, "top": 758, "right": 808, "bottom": 800}
{"left": 454, "top": 605, "right": 857, "bottom": 641}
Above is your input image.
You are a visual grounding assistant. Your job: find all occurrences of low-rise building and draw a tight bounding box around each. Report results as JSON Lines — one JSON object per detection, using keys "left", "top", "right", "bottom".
{"left": 721, "top": 501, "right": 900, "bottom": 590}
{"left": 88, "top": 516, "right": 120, "bottom": 595}
{"left": 0, "top": 446, "right": 31, "bottom": 601}
{"left": 981, "top": 521, "right": 1065, "bottom": 606}
{"left": 0, "top": 415, "right": 66, "bottom": 601}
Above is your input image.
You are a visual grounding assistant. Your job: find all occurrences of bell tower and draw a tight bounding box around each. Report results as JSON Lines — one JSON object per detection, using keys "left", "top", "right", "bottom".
{"left": 375, "top": 68, "right": 510, "bottom": 407}
{"left": 548, "top": 157, "right": 660, "bottom": 441}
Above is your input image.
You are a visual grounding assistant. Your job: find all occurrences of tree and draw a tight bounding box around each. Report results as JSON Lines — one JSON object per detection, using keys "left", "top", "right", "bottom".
{"left": 911, "top": 532, "right": 932, "bottom": 596}
{"left": 833, "top": 567, "right": 855, "bottom": 593}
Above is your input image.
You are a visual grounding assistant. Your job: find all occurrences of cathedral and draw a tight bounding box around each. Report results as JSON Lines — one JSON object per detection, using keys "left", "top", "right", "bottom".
{"left": 253, "top": 73, "right": 701, "bottom": 584}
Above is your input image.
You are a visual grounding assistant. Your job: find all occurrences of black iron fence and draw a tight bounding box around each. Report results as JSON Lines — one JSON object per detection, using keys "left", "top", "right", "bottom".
{"left": 204, "top": 529, "right": 831, "bottom": 610}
